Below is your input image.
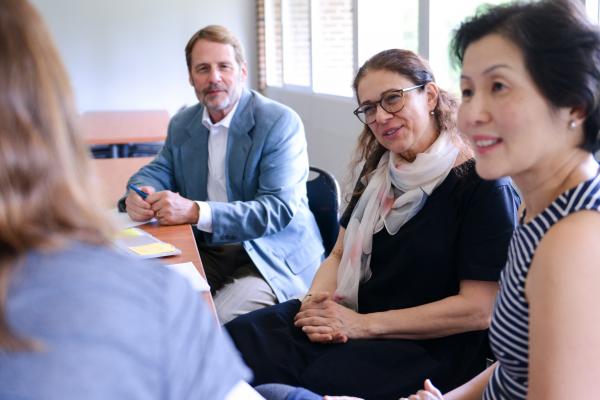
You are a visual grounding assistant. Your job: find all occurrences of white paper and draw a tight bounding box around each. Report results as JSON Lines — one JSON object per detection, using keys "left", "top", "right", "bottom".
{"left": 224, "top": 381, "right": 266, "bottom": 400}
{"left": 166, "top": 262, "right": 211, "bottom": 292}
{"left": 107, "top": 208, "right": 155, "bottom": 230}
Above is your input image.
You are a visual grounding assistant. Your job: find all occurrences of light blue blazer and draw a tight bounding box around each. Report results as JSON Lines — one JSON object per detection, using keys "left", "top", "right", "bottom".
{"left": 127, "top": 89, "right": 324, "bottom": 301}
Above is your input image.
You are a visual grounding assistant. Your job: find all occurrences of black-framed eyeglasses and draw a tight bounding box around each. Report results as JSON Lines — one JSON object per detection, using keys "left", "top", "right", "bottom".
{"left": 353, "top": 84, "right": 425, "bottom": 125}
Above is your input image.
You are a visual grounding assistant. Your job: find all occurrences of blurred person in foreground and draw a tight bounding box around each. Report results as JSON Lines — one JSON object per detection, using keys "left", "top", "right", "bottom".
{"left": 0, "top": 1, "right": 263, "bottom": 399}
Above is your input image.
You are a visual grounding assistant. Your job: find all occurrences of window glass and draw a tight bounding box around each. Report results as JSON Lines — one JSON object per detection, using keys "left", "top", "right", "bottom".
{"left": 265, "top": 0, "right": 283, "bottom": 86}
{"left": 312, "top": 0, "right": 354, "bottom": 96}
{"left": 357, "top": 0, "right": 419, "bottom": 66}
{"left": 586, "top": 0, "right": 599, "bottom": 23}
{"left": 429, "top": 0, "right": 507, "bottom": 95}
{"left": 282, "top": 0, "right": 311, "bottom": 86}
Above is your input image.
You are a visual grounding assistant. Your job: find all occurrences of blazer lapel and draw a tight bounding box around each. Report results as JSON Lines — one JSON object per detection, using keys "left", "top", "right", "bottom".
{"left": 182, "top": 109, "right": 209, "bottom": 201}
{"left": 226, "top": 89, "right": 255, "bottom": 200}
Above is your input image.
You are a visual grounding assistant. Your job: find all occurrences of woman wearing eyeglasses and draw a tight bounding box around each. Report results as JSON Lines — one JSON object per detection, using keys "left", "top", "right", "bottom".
{"left": 226, "top": 49, "right": 519, "bottom": 400}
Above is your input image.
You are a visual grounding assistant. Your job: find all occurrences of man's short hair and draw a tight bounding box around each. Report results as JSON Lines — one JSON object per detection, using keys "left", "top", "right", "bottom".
{"left": 185, "top": 25, "right": 246, "bottom": 71}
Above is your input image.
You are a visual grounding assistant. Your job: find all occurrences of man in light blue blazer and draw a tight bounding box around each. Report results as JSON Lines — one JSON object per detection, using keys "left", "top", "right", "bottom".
{"left": 124, "top": 25, "right": 324, "bottom": 323}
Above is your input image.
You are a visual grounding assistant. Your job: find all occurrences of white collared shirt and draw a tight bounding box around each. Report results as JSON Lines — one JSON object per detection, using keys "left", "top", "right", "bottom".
{"left": 195, "top": 99, "right": 241, "bottom": 232}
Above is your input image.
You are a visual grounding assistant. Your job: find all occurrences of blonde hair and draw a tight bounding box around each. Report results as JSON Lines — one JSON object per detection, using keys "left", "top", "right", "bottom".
{"left": 0, "top": 0, "right": 112, "bottom": 350}
{"left": 185, "top": 24, "right": 246, "bottom": 71}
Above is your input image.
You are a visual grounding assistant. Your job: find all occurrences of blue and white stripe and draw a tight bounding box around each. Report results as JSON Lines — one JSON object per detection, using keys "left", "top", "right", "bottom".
{"left": 483, "top": 174, "right": 600, "bottom": 400}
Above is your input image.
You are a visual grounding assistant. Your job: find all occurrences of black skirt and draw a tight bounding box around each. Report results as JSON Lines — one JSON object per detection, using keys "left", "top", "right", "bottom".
{"left": 226, "top": 165, "right": 519, "bottom": 399}
{"left": 226, "top": 299, "right": 490, "bottom": 400}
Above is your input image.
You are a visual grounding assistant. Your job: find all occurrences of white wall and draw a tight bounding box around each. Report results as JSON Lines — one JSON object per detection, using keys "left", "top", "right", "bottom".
{"left": 31, "top": 0, "right": 356, "bottom": 185}
{"left": 31, "top": 0, "right": 257, "bottom": 115}
{"left": 265, "top": 87, "right": 363, "bottom": 188}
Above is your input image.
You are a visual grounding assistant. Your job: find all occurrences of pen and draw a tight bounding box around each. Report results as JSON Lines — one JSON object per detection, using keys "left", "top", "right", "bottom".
{"left": 128, "top": 184, "right": 149, "bottom": 200}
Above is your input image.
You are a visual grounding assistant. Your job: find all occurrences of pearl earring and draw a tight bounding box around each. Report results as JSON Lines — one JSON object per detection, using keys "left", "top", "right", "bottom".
{"left": 569, "top": 120, "right": 577, "bottom": 129}
{"left": 430, "top": 110, "right": 435, "bottom": 116}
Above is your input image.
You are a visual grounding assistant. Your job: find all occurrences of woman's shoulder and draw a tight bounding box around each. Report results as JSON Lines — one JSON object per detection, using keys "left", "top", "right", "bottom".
{"left": 12, "top": 241, "right": 195, "bottom": 316}
{"left": 536, "top": 206, "right": 600, "bottom": 269}
{"left": 10, "top": 240, "right": 217, "bottom": 352}
{"left": 448, "top": 160, "right": 518, "bottom": 202}
{"left": 444, "top": 161, "right": 520, "bottom": 231}
{"left": 21, "top": 241, "right": 167, "bottom": 280}
{"left": 526, "top": 211, "right": 600, "bottom": 324}
{"left": 5, "top": 242, "right": 245, "bottom": 400}
{"left": 451, "top": 159, "right": 512, "bottom": 187}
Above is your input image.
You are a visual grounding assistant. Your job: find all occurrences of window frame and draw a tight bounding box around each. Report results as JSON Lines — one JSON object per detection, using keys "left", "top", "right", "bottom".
{"left": 264, "top": 0, "right": 600, "bottom": 98}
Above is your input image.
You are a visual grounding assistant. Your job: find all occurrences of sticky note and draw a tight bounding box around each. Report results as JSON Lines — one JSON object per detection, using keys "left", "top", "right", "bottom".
{"left": 129, "top": 242, "right": 176, "bottom": 256}
{"left": 116, "top": 228, "right": 144, "bottom": 238}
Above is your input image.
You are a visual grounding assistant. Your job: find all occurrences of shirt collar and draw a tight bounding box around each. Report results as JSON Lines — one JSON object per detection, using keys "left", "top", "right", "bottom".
{"left": 201, "top": 98, "right": 241, "bottom": 130}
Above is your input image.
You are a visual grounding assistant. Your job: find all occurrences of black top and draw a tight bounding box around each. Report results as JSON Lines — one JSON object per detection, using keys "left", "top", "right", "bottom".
{"left": 341, "top": 161, "right": 519, "bottom": 313}
{"left": 226, "top": 161, "right": 521, "bottom": 399}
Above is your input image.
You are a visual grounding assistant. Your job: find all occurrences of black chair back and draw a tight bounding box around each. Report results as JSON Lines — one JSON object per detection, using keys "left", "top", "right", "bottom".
{"left": 307, "top": 166, "right": 341, "bottom": 256}
{"left": 126, "top": 142, "right": 164, "bottom": 157}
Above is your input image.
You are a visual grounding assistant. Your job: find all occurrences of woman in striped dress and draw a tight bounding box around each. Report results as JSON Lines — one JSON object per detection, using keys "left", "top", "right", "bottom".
{"left": 408, "top": 1, "right": 600, "bottom": 399}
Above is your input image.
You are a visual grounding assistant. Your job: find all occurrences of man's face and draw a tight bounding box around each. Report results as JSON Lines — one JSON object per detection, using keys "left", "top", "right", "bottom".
{"left": 188, "top": 39, "right": 247, "bottom": 123}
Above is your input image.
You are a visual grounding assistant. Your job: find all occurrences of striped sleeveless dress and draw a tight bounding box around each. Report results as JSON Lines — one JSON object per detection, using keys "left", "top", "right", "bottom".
{"left": 483, "top": 174, "right": 600, "bottom": 399}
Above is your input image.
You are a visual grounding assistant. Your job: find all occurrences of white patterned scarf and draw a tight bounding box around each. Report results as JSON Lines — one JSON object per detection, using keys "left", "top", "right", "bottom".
{"left": 334, "top": 131, "right": 459, "bottom": 310}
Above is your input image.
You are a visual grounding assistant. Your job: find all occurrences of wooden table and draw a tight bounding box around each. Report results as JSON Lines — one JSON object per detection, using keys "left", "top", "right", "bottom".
{"left": 91, "top": 157, "right": 215, "bottom": 313}
{"left": 139, "top": 221, "right": 215, "bottom": 313}
{"left": 92, "top": 156, "right": 154, "bottom": 208}
{"left": 82, "top": 110, "right": 169, "bottom": 157}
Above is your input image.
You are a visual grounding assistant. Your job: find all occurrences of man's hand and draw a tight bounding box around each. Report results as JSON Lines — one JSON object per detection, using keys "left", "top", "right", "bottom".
{"left": 294, "top": 292, "right": 366, "bottom": 343}
{"left": 147, "top": 190, "right": 199, "bottom": 226}
{"left": 125, "top": 185, "right": 156, "bottom": 221}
